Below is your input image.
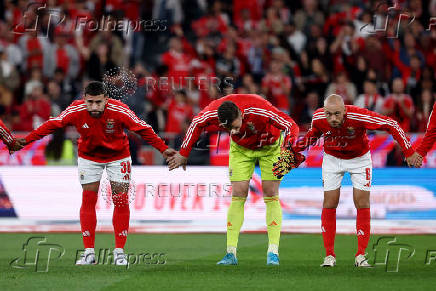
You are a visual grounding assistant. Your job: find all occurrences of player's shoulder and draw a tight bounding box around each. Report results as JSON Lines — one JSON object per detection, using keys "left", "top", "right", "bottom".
{"left": 107, "top": 98, "right": 129, "bottom": 108}
{"left": 69, "top": 99, "right": 85, "bottom": 107}
{"left": 345, "top": 105, "right": 372, "bottom": 114}
{"left": 312, "top": 108, "right": 325, "bottom": 121}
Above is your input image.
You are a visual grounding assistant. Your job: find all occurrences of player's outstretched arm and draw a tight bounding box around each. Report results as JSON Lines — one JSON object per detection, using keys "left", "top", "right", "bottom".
{"left": 416, "top": 102, "right": 436, "bottom": 162}
{"left": 25, "top": 103, "right": 77, "bottom": 145}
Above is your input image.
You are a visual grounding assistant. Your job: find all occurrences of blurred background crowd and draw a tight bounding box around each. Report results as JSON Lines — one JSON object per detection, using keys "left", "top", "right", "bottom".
{"left": 0, "top": 0, "right": 435, "bottom": 165}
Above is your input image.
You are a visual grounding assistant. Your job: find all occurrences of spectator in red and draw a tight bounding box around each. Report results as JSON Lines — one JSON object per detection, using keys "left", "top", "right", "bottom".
{"left": 13, "top": 82, "right": 50, "bottom": 131}
{"left": 262, "top": 59, "right": 291, "bottom": 114}
{"left": 165, "top": 90, "right": 194, "bottom": 136}
{"left": 354, "top": 80, "right": 384, "bottom": 113}
{"left": 382, "top": 78, "right": 415, "bottom": 132}
{"left": 18, "top": 30, "right": 50, "bottom": 72}
{"left": 44, "top": 27, "right": 80, "bottom": 81}
{"left": 161, "top": 37, "right": 192, "bottom": 87}
{"left": 325, "top": 71, "right": 357, "bottom": 105}
{"left": 414, "top": 89, "right": 435, "bottom": 132}
{"left": 192, "top": 1, "right": 229, "bottom": 38}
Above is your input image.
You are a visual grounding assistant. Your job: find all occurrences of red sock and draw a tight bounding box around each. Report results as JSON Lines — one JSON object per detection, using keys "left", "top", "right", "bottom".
{"left": 112, "top": 192, "right": 130, "bottom": 248}
{"left": 80, "top": 190, "right": 98, "bottom": 248}
{"left": 321, "top": 208, "right": 336, "bottom": 257}
{"left": 356, "top": 208, "right": 371, "bottom": 256}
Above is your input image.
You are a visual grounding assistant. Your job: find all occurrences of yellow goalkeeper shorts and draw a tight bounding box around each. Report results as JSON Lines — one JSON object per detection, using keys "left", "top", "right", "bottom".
{"left": 228, "top": 138, "right": 282, "bottom": 182}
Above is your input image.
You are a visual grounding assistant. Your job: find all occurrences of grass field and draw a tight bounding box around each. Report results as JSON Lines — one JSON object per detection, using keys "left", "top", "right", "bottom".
{"left": 1, "top": 233, "right": 435, "bottom": 290}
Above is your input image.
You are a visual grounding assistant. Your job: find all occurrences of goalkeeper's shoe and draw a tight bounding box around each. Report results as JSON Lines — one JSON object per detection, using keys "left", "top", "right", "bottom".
{"left": 76, "top": 248, "right": 96, "bottom": 265}
{"left": 266, "top": 252, "right": 280, "bottom": 265}
{"left": 216, "top": 253, "right": 238, "bottom": 265}
{"left": 320, "top": 255, "right": 336, "bottom": 267}
{"left": 113, "top": 248, "right": 128, "bottom": 266}
{"left": 355, "top": 254, "right": 373, "bottom": 268}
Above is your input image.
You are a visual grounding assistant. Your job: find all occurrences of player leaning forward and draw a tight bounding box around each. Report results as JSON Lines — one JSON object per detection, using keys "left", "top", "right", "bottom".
{"left": 294, "top": 94, "right": 420, "bottom": 267}
{"left": 20, "top": 81, "right": 175, "bottom": 265}
{"left": 168, "top": 94, "right": 302, "bottom": 265}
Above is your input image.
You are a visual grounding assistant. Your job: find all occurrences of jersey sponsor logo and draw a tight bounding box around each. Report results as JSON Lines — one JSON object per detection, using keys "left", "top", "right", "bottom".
{"left": 82, "top": 123, "right": 89, "bottom": 129}
{"left": 106, "top": 119, "right": 115, "bottom": 134}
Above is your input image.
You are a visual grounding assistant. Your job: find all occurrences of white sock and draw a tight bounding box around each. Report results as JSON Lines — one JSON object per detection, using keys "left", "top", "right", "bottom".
{"left": 84, "top": 248, "right": 95, "bottom": 254}
{"left": 114, "top": 248, "right": 124, "bottom": 254}
{"left": 227, "top": 246, "right": 237, "bottom": 256}
{"left": 268, "top": 244, "right": 279, "bottom": 255}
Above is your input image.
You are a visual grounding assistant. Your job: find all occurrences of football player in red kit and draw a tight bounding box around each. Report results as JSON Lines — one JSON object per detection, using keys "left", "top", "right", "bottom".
{"left": 294, "top": 94, "right": 420, "bottom": 267}
{"left": 167, "top": 94, "right": 300, "bottom": 265}
{"left": 16, "top": 81, "right": 175, "bottom": 265}
{"left": 0, "top": 119, "right": 23, "bottom": 153}
{"left": 413, "top": 102, "right": 436, "bottom": 167}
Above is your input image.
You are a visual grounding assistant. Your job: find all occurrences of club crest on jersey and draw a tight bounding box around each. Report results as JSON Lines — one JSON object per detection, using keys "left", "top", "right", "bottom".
{"left": 347, "top": 127, "right": 355, "bottom": 136}
{"left": 106, "top": 119, "right": 115, "bottom": 134}
{"left": 246, "top": 122, "right": 258, "bottom": 134}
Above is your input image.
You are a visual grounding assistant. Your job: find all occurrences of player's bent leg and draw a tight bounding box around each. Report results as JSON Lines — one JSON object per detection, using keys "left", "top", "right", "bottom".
{"left": 353, "top": 188, "right": 372, "bottom": 267}
{"left": 320, "top": 188, "right": 340, "bottom": 267}
{"left": 217, "top": 181, "right": 249, "bottom": 265}
{"left": 111, "top": 181, "right": 130, "bottom": 265}
{"left": 262, "top": 180, "right": 281, "bottom": 265}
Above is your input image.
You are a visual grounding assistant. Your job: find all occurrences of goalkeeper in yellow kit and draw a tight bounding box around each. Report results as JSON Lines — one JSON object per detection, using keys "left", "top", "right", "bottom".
{"left": 167, "top": 94, "right": 304, "bottom": 265}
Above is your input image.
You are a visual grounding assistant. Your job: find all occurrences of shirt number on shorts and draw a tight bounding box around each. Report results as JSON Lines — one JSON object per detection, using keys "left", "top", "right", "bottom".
{"left": 365, "top": 168, "right": 371, "bottom": 180}
{"left": 121, "top": 161, "right": 131, "bottom": 180}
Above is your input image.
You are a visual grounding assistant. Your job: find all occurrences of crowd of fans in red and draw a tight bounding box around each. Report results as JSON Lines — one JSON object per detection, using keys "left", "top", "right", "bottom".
{"left": 0, "top": 0, "right": 435, "bottom": 154}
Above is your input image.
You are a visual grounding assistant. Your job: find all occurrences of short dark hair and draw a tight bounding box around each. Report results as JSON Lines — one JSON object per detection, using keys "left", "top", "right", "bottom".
{"left": 218, "top": 101, "right": 240, "bottom": 128}
{"left": 85, "top": 81, "right": 106, "bottom": 96}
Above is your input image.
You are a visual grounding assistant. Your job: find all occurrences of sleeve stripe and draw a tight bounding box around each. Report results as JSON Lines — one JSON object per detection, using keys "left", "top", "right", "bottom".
{"left": 347, "top": 114, "right": 411, "bottom": 148}
{"left": 244, "top": 107, "right": 294, "bottom": 133}
{"left": 347, "top": 112, "right": 410, "bottom": 145}
{"left": 181, "top": 111, "right": 218, "bottom": 148}
{"left": 107, "top": 104, "right": 151, "bottom": 128}
{"left": 107, "top": 105, "right": 152, "bottom": 129}
{"left": 0, "top": 127, "right": 13, "bottom": 144}
{"left": 52, "top": 106, "right": 87, "bottom": 121}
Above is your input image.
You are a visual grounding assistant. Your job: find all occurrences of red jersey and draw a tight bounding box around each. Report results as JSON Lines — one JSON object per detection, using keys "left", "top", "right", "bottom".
{"left": 179, "top": 94, "right": 299, "bottom": 157}
{"left": 0, "top": 119, "right": 14, "bottom": 147}
{"left": 25, "top": 99, "right": 168, "bottom": 163}
{"left": 261, "top": 73, "right": 292, "bottom": 112}
{"left": 295, "top": 105, "right": 414, "bottom": 159}
{"left": 417, "top": 102, "right": 436, "bottom": 157}
{"left": 383, "top": 94, "right": 414, "bottom": 132}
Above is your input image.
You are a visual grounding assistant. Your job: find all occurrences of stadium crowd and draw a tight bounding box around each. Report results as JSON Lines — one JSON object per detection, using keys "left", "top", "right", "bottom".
{"left": 0, "top": 0, "right": 435, "bottom": 164}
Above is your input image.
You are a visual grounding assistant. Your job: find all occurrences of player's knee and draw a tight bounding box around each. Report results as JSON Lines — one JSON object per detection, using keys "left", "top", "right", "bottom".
{"left": 323, "top": 196, "right": 339, "bottom": 208}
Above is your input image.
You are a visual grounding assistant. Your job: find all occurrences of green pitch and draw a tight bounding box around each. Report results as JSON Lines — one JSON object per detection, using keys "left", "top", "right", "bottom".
{"left": 1, "top": 233, "right": 435, "bottom": 290}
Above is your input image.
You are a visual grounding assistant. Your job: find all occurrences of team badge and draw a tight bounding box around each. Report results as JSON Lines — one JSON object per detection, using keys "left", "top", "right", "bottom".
{"left": 347, "top": 127, "right": 355, "bottom": 135}
{"left": 246, "top": 122, "right": 258, "bottom": 134}
{"left": 106, "top": 119, "right": 115, "bottom": 134}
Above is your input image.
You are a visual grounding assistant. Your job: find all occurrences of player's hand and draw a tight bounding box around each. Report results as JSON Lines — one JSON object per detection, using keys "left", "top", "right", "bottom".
{"left": 272, "top": 146, "right": 305, "bottom": 179}
{"left": 8, "top": 138, "right": 26, "bottom": 155}
{"left": 406, "top": 152, "right": 423, "bottom": 168}
{"left": 167, "top": 152, "right": 188, "bottom": 171}
{"left": 162, "top": 148, "right": 177, "bottom": 159}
